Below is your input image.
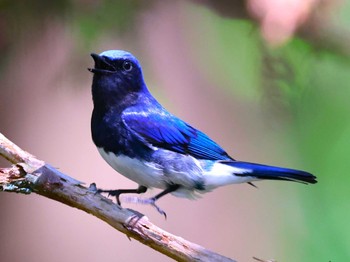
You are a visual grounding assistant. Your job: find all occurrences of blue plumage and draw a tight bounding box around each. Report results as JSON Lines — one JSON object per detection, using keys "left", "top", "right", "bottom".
{"left": 89, "top": 50, "right": 317, "bottom": 216}
{"left": 221, "top": 161, "right": 317, "bottom": 184}
{"left": 122, "top": 107, "right": 231, "bottom": 161}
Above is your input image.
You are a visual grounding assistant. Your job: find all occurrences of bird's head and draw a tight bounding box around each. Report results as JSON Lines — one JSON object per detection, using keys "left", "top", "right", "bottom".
{"left": 89, "top": 50, "right": 147, "bottom": 109}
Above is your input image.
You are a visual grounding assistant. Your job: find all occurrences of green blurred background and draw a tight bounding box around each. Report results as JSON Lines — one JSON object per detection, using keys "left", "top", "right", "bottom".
{"left": 1, "top": 1, "right": 349, "bottom": 261}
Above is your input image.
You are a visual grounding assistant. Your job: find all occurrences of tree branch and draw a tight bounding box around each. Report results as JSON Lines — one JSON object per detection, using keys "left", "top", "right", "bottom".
{"left": 0, "top": 133, "right": 236, "bottom": 262}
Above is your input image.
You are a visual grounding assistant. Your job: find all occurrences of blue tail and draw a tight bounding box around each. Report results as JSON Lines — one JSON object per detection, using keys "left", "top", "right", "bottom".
{"left": 222, "top": 161, "right": 317, "bottom": 184}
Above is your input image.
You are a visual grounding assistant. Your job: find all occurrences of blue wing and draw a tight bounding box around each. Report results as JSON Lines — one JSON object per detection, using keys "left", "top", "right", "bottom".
{"left": 122, "top": 108, "right": 232, "bottom": 161}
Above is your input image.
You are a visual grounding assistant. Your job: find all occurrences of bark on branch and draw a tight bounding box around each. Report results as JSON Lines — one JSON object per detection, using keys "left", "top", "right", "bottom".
{"left": 0, "top": 133, "right": 235, "bottom": 262}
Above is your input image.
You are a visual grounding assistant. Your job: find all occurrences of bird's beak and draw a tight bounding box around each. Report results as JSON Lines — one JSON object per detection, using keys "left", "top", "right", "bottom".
{"left": 88, "top": 53, "right": 115, "bottom": 74}
{"left": 88, "top": 53, "right": 101, "bottom": 73}
{"left": 90, "top": 53, "right": 101, "bottom": 63}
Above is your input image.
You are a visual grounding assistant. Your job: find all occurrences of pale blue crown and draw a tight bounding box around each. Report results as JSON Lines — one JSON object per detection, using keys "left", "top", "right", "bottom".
{"left": 99, "top": 50, "right": 141, "bottom": 68}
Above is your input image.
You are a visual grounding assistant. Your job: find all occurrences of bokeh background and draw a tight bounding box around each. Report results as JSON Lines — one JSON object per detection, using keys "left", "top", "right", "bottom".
{"left": 1, "top": 0, "right": 350, "bottom": 261}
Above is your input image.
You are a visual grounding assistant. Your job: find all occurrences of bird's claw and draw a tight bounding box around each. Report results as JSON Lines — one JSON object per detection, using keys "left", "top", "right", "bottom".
{"left": 89, "top": 183, "right": 109, "bottom": 198}
{"left": 88, "top": 183, "right": 98, "bottom": 193}
{"left": 89, "top": 183, "right": 106, "bottom": 196}
{"left": 124, "top": 196, "right": 167, "bottom": 219}
{"left": 90, "top": 185, "right": 122, "bottom": 205}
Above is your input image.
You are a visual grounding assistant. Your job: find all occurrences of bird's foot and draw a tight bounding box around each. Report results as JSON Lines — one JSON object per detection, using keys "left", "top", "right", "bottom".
{"left": 124, "top": 196, "right": 167, "bottom": 219}
{"left": 88, "top": 183, "right": 98, "bottom": 192}
{"left": 98, "top": 189, "right": 123, "bottom": 205}
{"left": 89, "top": 183, "right": 123, "bottom": 205}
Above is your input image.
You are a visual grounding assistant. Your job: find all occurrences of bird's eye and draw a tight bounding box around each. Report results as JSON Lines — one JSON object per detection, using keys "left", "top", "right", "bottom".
{"left": 122, "top": 61, "right": 133, "bottom": 71}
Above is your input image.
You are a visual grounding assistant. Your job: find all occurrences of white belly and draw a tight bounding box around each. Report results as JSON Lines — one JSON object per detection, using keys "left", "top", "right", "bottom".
{"left": 98, "top": 148, "right": 166, "bottom": 189}
{"left": 97, "top": 148, "right": 257, "bottom": 199}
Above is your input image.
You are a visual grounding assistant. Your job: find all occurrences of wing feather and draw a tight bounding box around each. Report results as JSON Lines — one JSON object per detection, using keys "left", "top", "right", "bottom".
{"left": 122, "top": 108, "right": 232, "bottom": 160}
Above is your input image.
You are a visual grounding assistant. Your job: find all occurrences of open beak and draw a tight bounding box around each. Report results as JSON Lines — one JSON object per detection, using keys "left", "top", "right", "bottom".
{"left": 88, "top": 53, "right": 115, "bottom": 74}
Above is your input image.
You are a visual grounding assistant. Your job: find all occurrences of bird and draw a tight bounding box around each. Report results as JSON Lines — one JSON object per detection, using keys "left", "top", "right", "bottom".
{"left": 89, "top": 50, "right": 317, "bottom": 217}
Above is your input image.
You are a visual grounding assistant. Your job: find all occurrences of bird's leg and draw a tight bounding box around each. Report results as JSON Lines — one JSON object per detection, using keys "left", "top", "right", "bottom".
{"left": 96, "top": 185, "right": 147, "bottom": 205}
{"left": 125, "top": 184, "right": 180, "bottom": 218}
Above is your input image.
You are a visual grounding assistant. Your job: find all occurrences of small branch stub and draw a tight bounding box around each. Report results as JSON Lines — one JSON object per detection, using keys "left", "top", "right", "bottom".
{"left": 0, "top": 164, "right": 32, "bottom": 194}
